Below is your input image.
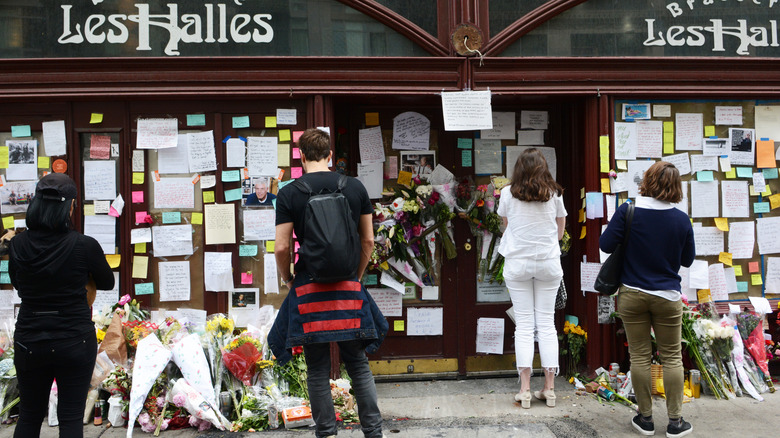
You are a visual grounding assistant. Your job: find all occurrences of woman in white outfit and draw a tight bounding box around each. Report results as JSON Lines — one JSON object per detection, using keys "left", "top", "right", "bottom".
{"left": 497, "top": 148, "right": 566, "bottom": 409}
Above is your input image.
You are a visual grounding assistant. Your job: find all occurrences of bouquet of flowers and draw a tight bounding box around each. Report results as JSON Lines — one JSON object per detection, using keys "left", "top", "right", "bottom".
{"left": 681, "top": 303, "right": 729, "bottom": 399}
{"left": 690, "top": 315, "right": 736, "bottom": 399}
{"left": 102, "top": 366, "right": 131, "bottom": 423}
{"left": 330, "top": 378, "right": 358, "bottom": 424}
{"left": 735, "top": 310, "right": 774, "bottom": 392}
{"left": 223, "top": 333, "right": 270, "bottom": 387}
{"left": 559, "top": 321, "right": 587, "bottom": 377}
{"left": 203, "top": 314, "right": 235, "bottom": 405}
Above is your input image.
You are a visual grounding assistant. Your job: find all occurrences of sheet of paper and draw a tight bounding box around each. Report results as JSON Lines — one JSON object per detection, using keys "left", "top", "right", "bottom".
{"left": 729, "top": 127, "right": 755, "bottom": 166}
{"left": 675, "top": 113, "right": 703, "bottom": 150}
{"left": 474, "top": 139, "right": 502, "bottom": 175}
{"left": 131, "top": 150, "right": 145, "bottom": 172}
{"left": 154, "top": 177, "right": 194, "bottom": 209}
{"left": 654, "top": 104, "right": 672, "bottom": 118}
{"left": 720, "top": 180, "right": 749, "bottom": 218}
{"left": 226, "top": 137, "right": 246, "bottom": 168}
{"left": 580, "top": 262, "right": 601, "bottom": 293}
{"left": 715, "top": 106, "right": 742, "bottom": 125}
{"left": 516, "top": 130, "right": 545, "bottom": 146}
{"left": 614, "top": 122, "right": 637, "bottom": 160}
{"left": 203, "top": 252, "right": 233, "bottom": 291}
{"left": 690, "top": 180, "right": 719, "bottom": 218}
{"left": 728, "top": 220, "right": 755, "bottom": 259}
{"left": 84, "top": 215, "right": 116, "bottom": 254}
{"left": 585, "top": 192, "right": 604, "bottom": 219}
{"left": 247, "top": 136, "right": 278, "bottom": 176}
{"left": 440, "top": 90, "right": 493, "bottom": 131}
{"left": 243, "top": 208, "right": 275, "bottom": 241}
{"left": 476, "top": 317, "right": 505, "bottom": 355}
{"left": 130, "top": 227, "right": 152, "bottom": 244}
{"left": 664, "top": 152, "right": 691, "bottom": 175}
{"left": 756, "top": 216, "right": 780, "bottom": 254}
{"left": 691, "top": 155, "right": 718, "bottom": 173}
{"left": 187, "top": 131, "right": 217, "bottom": 172}
{"left": 89, "top": 134, "right": 111, "bottom": 160}
{"left": 277, "top": 144, "right": 290, "bottom": 167}
{"left": 724, "top": 267, "right": 738, "bottom": 294}
{"left": 229, "top": 288, "right": 261, "bottom": 327}
{"left": 673, "top": 181, "right": 689, "bottom": 215}
{"left": 392, "top": 111, "right": 431, "bottom": 150}
{"left": 693, "top": 225, "right": 724, "bottom": 256}
{"left": 94, "top": 200, "right": 110, "bottom": 214}
{"left": 5, "top": 140, "right": 38, "bottom": 181}
{"left": 205, "top": 204, "right": 236, "bottom": 245}
{"left": 609, "top": 172, "right": 629, "bottom": 194}
{"left": 158, "top": 261, "right": 191, "bottom": 302}
{"left": 755, "top": 106, "right": 780, "bottom": 146}
{"left": 702, "top": 137, "right": 729, "bottom": 156}
{"left": 636, "top": 120, "right": 663, "bottom": 158}
{"left": 358, "top": 126, "right": 385, "bottom": 163}
{"left": 421, "top": 286, "right": 439, "bottom": 301}
{"left": 506, "top": 146, "right": 557, "bottom": 181}
{"left": 276, "top": 108, "right": 297, "bottom": 125}
{"left": 748, "top": 296, "right": 773, "bottom": 314}
{"left": 42, "top": 120, "right": 67, "bottom": 156}
{"left": 151, "top": 224, "right": 194, "bottom": 257}
{"left": 406, "top": 307, "right": 443, "bottom": 336}
{"left": 93, "top": 272, "right": 120, "bottom": 317}
{"left": 136, "top": 118, "right": 178, "bottom": 149}
{"left": 626, "top": 160, "right": 654, "bottom": 198}
{"left": 708, "top": 263, "right": 729, "bottom": 301}
{"left": 481, "top": 112, "right": 516, "bottom": 140}
{"left": 520, "top": 110, "right": 548, "bottom": 130}
{"left": 357, "top": 162, "right": 383, "bottom": 199}
{"left": 380, "top": 272, "right": 405, "bottom": 294}
{"left": 264, "top": 253, "right": 279, "bottom": 294}
{"left": 367, "top": 288, "right": 403, "bottom": 317}
{"left": 765, "top": 257, "right": 780, "bottom": 294}
{"left": 689, "top": 259, "right": 710, "bottom": 289}
{"left": 753, "top": 172, "right": 767, "bottom": 193}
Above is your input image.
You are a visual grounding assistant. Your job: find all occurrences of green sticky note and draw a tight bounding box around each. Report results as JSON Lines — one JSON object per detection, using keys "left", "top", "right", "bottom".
{"left": 736, "top": 281, "right": 748, "bottom": 292}
{"left": 232, "top": 116, "right": 250, "bottom": 128}
{"left": 11, "top": 125, "right": 31, "bottom": 138}
{"left": 462, "top": 150, "right": 472, "bottom": 167}
{"left": 239, "top": 245, "right": 258, "bottom": 257}
{"left": 363, "top": 274, "right": 378, "bottom": 286}
{"left": 697, "top": 171, "right": 714, "bottom": 182}
{"left": 736, "top": 167, "right": 753, "bottom": 178}
{"left": 225, "top": 188, "right": 242, "bottom": 202}
{"left": 162, "top": 211, "right": 181, "bottom": 224}
{"left": 187, "top": 114, "right": 206, "bottom": 126}
{"left": 457, "top": 138, "right": 473, "bottom": 149}
{"left": 754, "top": 202, "right": 770, "bottom": 214}
{"left": 725, "top": 169, "right": 737, "bottom": 179}
{"left": 0, "top": 260, "right": 8, "bottom": 272}
{"left": 763, "top": 168, "right": 779, "bottom": 179}
{"left": 134, "top": 282, "right": 154, "bottom": 295}
{"left": 0, "top": 273, "right": 10, "bottom": 284}
{"left": 221, "top": 170, "right": 240, "bottom": 182}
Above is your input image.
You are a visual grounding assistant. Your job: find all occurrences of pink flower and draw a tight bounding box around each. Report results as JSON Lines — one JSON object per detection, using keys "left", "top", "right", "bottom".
{"left": 412, "top": 176, "right": 422, "bottom": 185}
{"left": 156, "top": 396, "right": 165, "bottom": 409}
{"left": 172, "top": 393, "right": 186, "bottom": 407}
{"left": 118, "top": 294, "right": 131, "bottom": 306}
{"left": 197, "top": 419, "right": 212, "bottom": 431}
{"left": 161, "top": 419, "right": 170, "bottom": 431}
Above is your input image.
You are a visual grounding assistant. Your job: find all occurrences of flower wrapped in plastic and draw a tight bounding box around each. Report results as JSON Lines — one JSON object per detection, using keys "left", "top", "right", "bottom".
{"left": 203, "top": 314, "right": 235, "bottom": 408}
{"left": 559, "top": 321, "right": 587, "bottom": 377}
{"left": 681, "top": 304, "right": 728, "bottom": 399}
{"left": 222, "top": 334, "right": 265, "bottom": 386}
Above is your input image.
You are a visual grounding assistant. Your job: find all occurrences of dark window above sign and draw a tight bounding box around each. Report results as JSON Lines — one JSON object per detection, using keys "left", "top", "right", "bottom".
{"left": 500, "top": 0, "right": 780, "bottom": 57}
{"left": 489, "top": 0, "right": 548, "bottom": 38}
{"left": 374, "top": 0, "right": 437, "bottom": 36}
{"left": 0, "top": 0, "right": 430, "bottom": 58}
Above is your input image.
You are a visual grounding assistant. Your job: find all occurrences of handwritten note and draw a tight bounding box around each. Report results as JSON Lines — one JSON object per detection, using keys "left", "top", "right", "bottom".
{"left": 42, "top": 120, "right": 67, "bottom": 156}
{"left": 151, "top": 224, "right": 194, "bottom": 257}
{"left": 693, "top": 225, "right": 724, "bottom": 256}
{"left": 721, "top": 180, "right": 749, "bottom": 218}
{"left": 358, "top": 126, "right": 385, "bottom": 163}
{"left": 157, "top": 134, "right": 190, "bottom": 174}
{"left": 247, "top": 136, "right": 278, "bottom": 176}
{"left": 367, "top": 288, "right": 403, "bottom": 317}
{"left": 158, "top": 261, "right": 191, "bottom": 302}
{"left": 243, "top": 208, "right": 275, "bottom": 241}
{"left": 715, "top": 106, "right": 742, "bottom": 125}
{"left": 187, "top": 131, "right": 217, "bottom": 172}
{"left": 276, "top": 109, "right": 297, "bottom": 125}
{"left": 476, "top": 317, "right": 505, "bottom": 355}
{"left": 481, "top": 112, "right": 516, "bottom": 140}
{"left": 756, "top": 216, "right": 780, "bottom": 254}
{"left": 264, "top": 253, "right": 279, "bottom": 294}
{"left": 580, "top": 262, "right": 602, "bottom": 292}
{"left": 205, "top": 204, "right": 236, "bottom": 245}
{"left": 406, "top": 307, "right": 443, "bottom": 336}
{"left": 136, "top": 118, "right": 178, "bottom": 149}
{"left": 154, "top": 177, "right": 194, "bottom": 209}
{"left": 636, "top": 120, "right": 663, "bottom": 158}
{"left": 675, "top": 113, "right": 703, "bottom": 150}
{"left": 665, "top": 153, "right": 691, "bottom": 175}
{"left": 690, "top": 181, "right": 719, "bottom": 218}
{"left": 226, "top": 137, "right": 246, "bottom": 168}
{"left": 83, "top": 160, "right": 117, "bottom": 200}
{"left": 614, "top": 122, "right": 637, "bottom": 160}
{"left": 203, "top": 252, "right": 233, "bottom": 291}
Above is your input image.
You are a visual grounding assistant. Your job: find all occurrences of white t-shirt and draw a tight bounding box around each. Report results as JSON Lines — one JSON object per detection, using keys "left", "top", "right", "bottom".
{"left": 497, "top": 186, "right": 567, "bottom": 260}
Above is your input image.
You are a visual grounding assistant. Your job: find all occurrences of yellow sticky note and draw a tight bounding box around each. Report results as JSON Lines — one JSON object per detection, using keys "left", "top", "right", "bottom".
{"left": 663, "top": 141, "right": 674, "bottom": 155}
{"left": 191, "top": 212, "right": 203, "bottom": 225}
{"left": 718, "top": 252, "right": 733, "bottom": 266}
{"left": 704, "top": 126, "right": 715, "bottom": 137}
{"left": 393, "top": 320, "right": 405, "bottom": 331}
{"left": 580, "top": 188, "right": 585, "bottom": 199}
{"left": 749, "top": 185, "right": 772, "bottom": 196}
{"left": 397, "top": 171, "right": 412, "bottom": 186}
{"left": 132, "top": 256, "right": 148, "bottom": 279}
{"left": 37, "top": 156, "right": 50, "bottom": 169}
{"left": 105, "top": 254, "right": 121, "bottom": 268}
{"left": 697, "top": 289, "right": 712, "bottom": 303}
{"left": 132, "top": 172, "right": 144, "bottom": 184}
{"left": 725, "top": 169, "right": 737, "bottom": 179}
{"left": 0, "top": 147, "right": 8, "bottom": 168}
{"left": 714, "top": 217, "right": 729, "bottom": 231}
{"left": 578, "top": 208, "right": 585, "bottom": 223}
{"left": 2, "top": 216, "right": 14, "bottom": 229}
{"left": 266, "top": 241, "right": 275, "bottom": 252}
{"left": 579, "top": 226, "right": 586, "bottom": 239}
{"left": 663, "top": 121, "right": 674, "bottom": 133}
{"left": 90, "top": 113, "right": 103, "bottom": 124}
{"left": 279, "top": 129, "right": 291, "bottom": 142}
{"left": 733, "top": 265, "right": 743, "bottom": 276}
{"left": 616, "top": 160, "right": 627, "bottom": 171}
{"left": 601, "top": 178, "right": 611, "bottom": 193}
{"left": 599, "top": 143, "right": 610, "bottom": 173}
{"left": 134, "top": 242, "right": 146, "bottom": 254}
{"left": 769, "top": 194, "right": 780, "bottom": 210}
{"left": 365, "top": 112, "right": 380, "bottom": 126}
{"left": 751, "top": 273, "right": 763, "bottom": 285}
{"left": 599, "top": 135, "right": 610, "bottom": 148}
{"left": 83, "top": 204, "right": 95, "bottom": 216}
{"left": 277, "top": 144, "right": 290, "bottom": 167}
{"left": 202, "top": 191, "right": 215, "bottom": 203}
{"left": 265, "top": 116, "right": 277, "bottom": 128}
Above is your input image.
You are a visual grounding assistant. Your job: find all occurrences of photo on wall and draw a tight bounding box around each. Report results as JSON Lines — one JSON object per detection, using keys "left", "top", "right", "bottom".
{"left": 0, "top": 180, "right": 36, "bottom": 214}
{"left": 621, "top": 103, "right": 651, "bottom": 120}
{"left": 400, "top": 151, "right": 436, "bottom": 181}
{"left": 242, "top": 177, "right": 276, "bottom": 207}
{"left": 231, "top": 289, "right": 257, "bottom": 308}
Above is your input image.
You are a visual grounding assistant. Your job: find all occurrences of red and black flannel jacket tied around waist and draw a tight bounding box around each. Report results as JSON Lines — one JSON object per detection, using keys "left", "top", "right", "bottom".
{"left": 268, "top": 276, "right": 388, "bottom": 365}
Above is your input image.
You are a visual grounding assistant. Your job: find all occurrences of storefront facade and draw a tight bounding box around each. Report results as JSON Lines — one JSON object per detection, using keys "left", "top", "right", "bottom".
{"left": 1, "top": 0, "right": 778, "bottom": 378}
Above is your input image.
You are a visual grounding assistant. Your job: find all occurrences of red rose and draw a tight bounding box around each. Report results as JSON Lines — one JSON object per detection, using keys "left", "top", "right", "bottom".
{"left": 292, "top": 346, "right": 303, "bottom": 355}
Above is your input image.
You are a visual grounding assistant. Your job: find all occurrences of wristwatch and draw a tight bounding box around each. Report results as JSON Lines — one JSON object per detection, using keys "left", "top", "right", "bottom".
{"left": 285, "top": 274, "right": 295, "bottom": 284}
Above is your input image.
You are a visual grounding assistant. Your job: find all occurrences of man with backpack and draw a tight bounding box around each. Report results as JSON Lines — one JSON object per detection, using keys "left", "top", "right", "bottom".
{"left": 269, "top": 128, "right": 387, "bottom": 438}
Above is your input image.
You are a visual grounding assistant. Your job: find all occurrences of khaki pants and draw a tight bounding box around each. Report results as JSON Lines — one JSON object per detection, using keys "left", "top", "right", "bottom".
{"left": 617, "top": 286, "right": 684, "bottom": 419}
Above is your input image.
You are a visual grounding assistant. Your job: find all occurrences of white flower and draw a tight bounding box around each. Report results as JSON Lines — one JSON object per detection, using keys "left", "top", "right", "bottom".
{"left": 707, "top": 329, "right": 715, "bottom": 339}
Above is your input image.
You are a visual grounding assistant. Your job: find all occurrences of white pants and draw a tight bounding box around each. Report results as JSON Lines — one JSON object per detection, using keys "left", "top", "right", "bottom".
{"left": 505, "top": 257, "right": 562, "bottom": 372}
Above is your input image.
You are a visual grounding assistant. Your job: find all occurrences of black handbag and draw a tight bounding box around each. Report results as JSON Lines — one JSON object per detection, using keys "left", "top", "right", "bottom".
{"left": 594, "top": 203, "right": 635, "bottom": 296}
{"left": 555, "top": 279, "right": 567, "bottom": 310}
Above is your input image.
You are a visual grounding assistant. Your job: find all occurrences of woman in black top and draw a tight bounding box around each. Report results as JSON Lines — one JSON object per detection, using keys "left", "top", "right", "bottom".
{"left": 7, "top": 173, "right": 114, "bottom": 438}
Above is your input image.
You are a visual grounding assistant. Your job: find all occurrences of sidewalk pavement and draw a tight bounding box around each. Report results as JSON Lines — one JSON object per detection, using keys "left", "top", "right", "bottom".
{"left": 0, "top": 376, "right": 777, "bottom": 437}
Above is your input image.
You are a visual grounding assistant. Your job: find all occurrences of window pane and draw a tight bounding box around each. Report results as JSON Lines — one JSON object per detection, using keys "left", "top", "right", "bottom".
{"left": 489, "top": 0, "right": 548, "bottom": 38}
{"left": 374, "top": 0, "right": 437, "bottom": 36}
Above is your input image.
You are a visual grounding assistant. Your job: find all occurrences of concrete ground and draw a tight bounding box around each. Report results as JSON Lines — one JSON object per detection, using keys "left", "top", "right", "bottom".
{"left": 0, "top": 376, "right": 777, "bottom": 437}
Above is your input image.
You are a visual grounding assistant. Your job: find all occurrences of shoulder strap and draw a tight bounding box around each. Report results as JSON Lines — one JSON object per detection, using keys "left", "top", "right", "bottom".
{"left": 292, "top": 178, "right": 314, "bottom": 196}
{"left": 622, "top": 203, "right": 635, "bottom": 246}
{"left": 336, "top": 174, "right": 348, "bottom": 191}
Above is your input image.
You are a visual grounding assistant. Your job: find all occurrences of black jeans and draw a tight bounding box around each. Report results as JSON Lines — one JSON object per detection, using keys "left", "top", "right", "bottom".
{"left": 14, "top": 335, "right": 97, "bottom": 438}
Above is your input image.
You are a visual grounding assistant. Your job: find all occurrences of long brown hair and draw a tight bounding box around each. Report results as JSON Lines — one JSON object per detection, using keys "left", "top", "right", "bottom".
{"left": 509, "top": 148, "right": 563, "bottom": 202}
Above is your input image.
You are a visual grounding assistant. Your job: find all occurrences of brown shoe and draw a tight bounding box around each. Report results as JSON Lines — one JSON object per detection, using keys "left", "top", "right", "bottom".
{"left": 533, "top": 389, "right": 556, "bottom": 407}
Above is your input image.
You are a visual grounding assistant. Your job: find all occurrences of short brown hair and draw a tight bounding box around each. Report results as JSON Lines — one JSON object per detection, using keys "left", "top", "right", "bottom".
{"left": 509, "top": 148, "right": 563, "bottom": 202}
{"left": 639, "top": 161, "right": 683, "bottom": 203}
{"left": 298, "top": 128, "right": 331, "bottom": 162}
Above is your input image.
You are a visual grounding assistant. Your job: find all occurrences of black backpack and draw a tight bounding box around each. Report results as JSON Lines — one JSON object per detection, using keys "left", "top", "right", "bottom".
{"left": 293, "top": 174, "right": 361, "bottom": 283}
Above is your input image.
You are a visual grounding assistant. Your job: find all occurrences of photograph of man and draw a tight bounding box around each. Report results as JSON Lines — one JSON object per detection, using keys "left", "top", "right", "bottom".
{"left": 244, "top": 177, "right": 276, "bottom": 206}
{"left": 400, "top": 151, "right": 436, "bottom": 181}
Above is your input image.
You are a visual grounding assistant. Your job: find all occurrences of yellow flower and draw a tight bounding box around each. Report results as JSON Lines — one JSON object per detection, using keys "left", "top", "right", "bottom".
{"left": 96, "top": 329, "right": 106, "bottom": 343}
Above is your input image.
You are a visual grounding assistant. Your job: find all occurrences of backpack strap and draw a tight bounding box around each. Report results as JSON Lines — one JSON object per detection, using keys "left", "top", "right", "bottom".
{"left": 292, "top": 178, "right": 314, "bottom": 196}
{"left": 336, "top": 174, "right": 348, "bottom": 191}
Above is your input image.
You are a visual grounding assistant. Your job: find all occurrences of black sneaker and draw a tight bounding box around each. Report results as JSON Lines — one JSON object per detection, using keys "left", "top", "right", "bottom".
{"left": 666, "top": 418, "right": 692, "bottom": 438}
{"left": 632, "top": 414, "right": 655, "bottom": 436}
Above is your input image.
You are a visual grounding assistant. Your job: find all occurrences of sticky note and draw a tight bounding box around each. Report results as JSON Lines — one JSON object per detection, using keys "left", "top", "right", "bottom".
{"left": 578, "top": 208, "right": 585, "bottom": 223}
{"left": 37, "top": 156, "right": 50, "bottom": 169}
{"left": 278, "top": 144, "right": 290, "bottom": 167}
{"left": 292, "top": 147, "right": 301, "bottom": 159}
{"left": 106, "top": 254, "right": 121, "bottom": 268}
{"left": 232, "top": 116, "right": 250, "bottom": 128}
{"left": 733, "top": 265, "right": 743, "bottom": 276}
{"left": 187, "top": 114, "right": 206, "bottom": 126}
{"left": 222, "top": 170, "right": 240, "bottom": 182}
{"left": 663, "top": 132, "right": 674, "bottom": 144}
{"left": 736, "top": 167, "right": 753, "bottom": 178}
{"left": 601, "top": 178, "right": 611, "bottom": 193}
{"left": 11, "top": 125, "right": 31, "bottom": 137}
{"left": 397, "top": 170, "right": 412, "bottom": 186}
{"left": 202, "top": 191, "right": 215, "bottom": 203}
{"left": 462, "top": 150, "right": 472, "bottom": 167}
{"left": 769, "top": 194, "right": 780, "bottom": 210}
{"left": 0, "top": 260, "right": 8, "bottom": 272}
{"left": 2, "top": 216, "right": 14, "bottom": 229}
{"left": 291, "top": 167, "right": 303, "bottom": 179}
{"left": 762, "top": 168, "right": 778, "bottom": 180}
{"left": 599, "top": 142, "right": 610, "bottom": 173}
{"left": 90, "top": 113, "right": 103, "bottom": 124}
{"left": 697, "top": 289, "right": 712, "bottom": 303}
{"left": 756, "top": 139, "right": 776, "bottom": 169}
{"left": 663, "top": 140, "right": 674, "bottom": 155}
{"left": 132, "top": 191, "right": 144, "bottom": 203}
{"left": 718, "top": 252, "right": 732, "bottom": 266}
{"left": 239, "top": 245, "right": 258, "bottom": 257}
{"left": 663, "top": 121, "right": 674, "bottom": 133}
{"left": 704, "top": 126, "right": 715, "bottom": 137}
{"left": 225, "top": 188, "right": 242, "bottom": 202}
{"left": 724, "top": 169, "right": 736, "bottom": 179}
{"left": 135, "top": 211, "right": 148, "bottom": 224}
{"left": 579, "top": 226, "right": 586, "bottom": 239}
{"left": 365, "top": 112, "right": 380, "bottom": 126}
{"left": 754, "top": 202, "right": 770, "bottom": 214}
{"left": 279, "top": 130, "right": 291, "bottom": 142}
{"left": 697, "top": 170, "right": 714, "bottom": 181}
{"left": 616, "top": 160, "right": 627, "bottom": 171}
{"left": 749, "top": 261, "right": 759, "bottom": 273}
{"left": 736, "top": 281, "right": 748, "bottom": 292}
{"left": 458, "top": 138, "right": 473, "bottom": 149}
{"left": 83, "top": 204, "right": 95, "bottom": 216}
{"left": 191, "top": 212, "right": 203, "bottom": 225}
{"left": 0, "top": 273, "right": 10, "bottom": 284}
{"left": 393, "top": 320, "right": 404, "bottom": 331}
{"left": 714, "top": 217, "right": 729, "bottom": 231}
{"left": 132, "top": 172, "right": 144, "bottom": 184}
{"left": 749, "top": 185, "right": 772, "bottom": 197}
{"left": 132, "top": 256, "right": 148, "bottom": 279}
{"left": 265, "top": 116, "right": 277, "bottom": 128}
{"left": 720, "top": 156, "right": 732, "bottom": 172}
{"left": 135, "top": 242, "right": 146, "bottom": 254}
{"left": 363, "top": 274, "right": 378, "bottom": 286}
{"left": 751, "top": 274, "right": 763, "bottom": 285}
{"left": 162, "top": 211, "right": 181, "bottom": 224}
{"left": 293, "top": 131, "right": 304, "bottom": 143}
{"left": 0, "top": 147, "right": 8, "bottom": 168}
{"left": 241, "top": 272, "right": 253, "bottom": 285}
{"left": 134, "top": 282, "right": 154, "bottom": 295}
{"left": 599, "top": 135, "right": 609, "bottom": 147}
{"left": 266, "top": 241, "right": 275, "bottom": 252}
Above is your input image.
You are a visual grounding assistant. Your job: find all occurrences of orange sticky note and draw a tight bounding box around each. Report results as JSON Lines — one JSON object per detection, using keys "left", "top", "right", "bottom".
{"left": 749, "top": 261, "right": 760, "bottom": 273}
{"left": 756, "top": 139, "right": 776, "bottom": 169}
{"left": 718, "top": 252, "right": 733, "bottom": 266}
{"left": 397, "top": 171, "right": 412, "bottom": 186}
{"left": 365, "top": 112, "right": 380, "bottom": 126}
{"left": 697, "top": 289, "right": 712, "bottom": 303}
{"left": 714, "top": 217, "right": 729, "bottom": 232}
{"left": 241, "top": 272, "right": 253, "bottom": 284}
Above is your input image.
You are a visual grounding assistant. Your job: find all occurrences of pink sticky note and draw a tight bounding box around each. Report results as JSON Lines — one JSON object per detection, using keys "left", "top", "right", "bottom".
{"left": 241, "top": 273, "right": 253, "bottom": 285}
{"left": 108, "top": 207, "right": 120, "bottom": 218}
{"left": 292, "top": 147, "right": 301, "bottom": 159}
{"left": 294, "top": 241, "right": 300, "bottom": 252}
{"left": 293, "top": 131, "right": 304, "bottom": 143}
{"left": 135, "top": 211, "right": 147, "bottom": 224}
{"left": 132, "top": 191, "right": 144, "bottom": 203}
{"left": 749, "top": 261, "right": 760, "bottom": 273}
{"left": 291, "top": 167, "right": 303, "bottom": 179}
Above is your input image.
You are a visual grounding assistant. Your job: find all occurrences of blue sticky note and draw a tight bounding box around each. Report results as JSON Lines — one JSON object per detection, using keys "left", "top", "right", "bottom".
{"left": 736, "top": 281, "right": 749, "bottom": 292}
{"left": 134, "top": 282, "right": 154, "bottom": 295}
{"left": 11, "top": 125, "right": 31, "bottom": 138}
{"left": 0, "top": 273, "right": 9, "bottom": 284}
{"left": 763, "top": 168, "right": 779, "bottom": 179}
{"left": 697, "top": 170, "right": 714, "bottom": 182}
{"left": 239, "top": 245, "right": 258, "bottom": 257}
{"left": 363, "top": 274, "right": 378, "bottom": 286}
{"left": 457, "top": 138, "right": 473, "bottom": 149}
{"left": 462, "top": 150, "right": 472, "bottom": 167}
{"left": 754, "top": 202, "right": 770, "bottom": 214}
{"left": 232, "top": 116, "right": 250, "bottom": 128}
{"left": 272, "top": 198, "right": 277, "bottom": 209}
{"left": 162, "top": 211, "right": 181, "bottom": 224}
{"left": 736, "top": 167, "right": 753, "bottom": 178}
{"left": 221, "top": 170, "right": 240, "bottom": 182}
{"left": 0, "top": 260, "right": 8, "bottom": 272}
{"left": 225, "top": 188, "right": 243, "bottom": 202}
{"left": 565, "top": 314, "right": 579, "bottom": 326}
{"left": 187, "top": 114, "right": 205, "bottom": 126}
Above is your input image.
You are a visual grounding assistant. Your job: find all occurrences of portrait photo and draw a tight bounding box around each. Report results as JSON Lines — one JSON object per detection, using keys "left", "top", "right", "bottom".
{"left": 400, "top": 151, "right": 436, "bottom": 181}
{"left": 231, "top": 290, "right": 256, "bottom": 308}
{"left": 242, "top": 177, "right": 276, "bottom": 207}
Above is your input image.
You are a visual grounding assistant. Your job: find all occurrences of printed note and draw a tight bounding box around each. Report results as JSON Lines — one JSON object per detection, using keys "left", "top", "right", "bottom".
{"left": 440, "top": 90, "right": 493, "bottom": 131}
